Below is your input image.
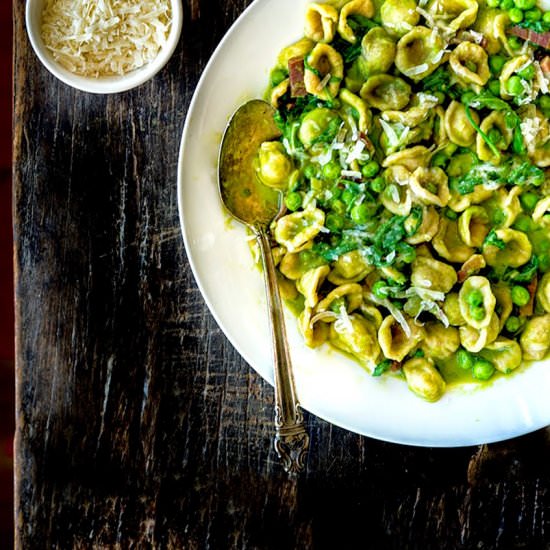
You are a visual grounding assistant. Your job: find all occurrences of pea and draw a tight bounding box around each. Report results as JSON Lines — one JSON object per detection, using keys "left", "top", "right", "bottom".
{"left": 431, "top": 151, "right": 448, "bottom": 168}
{"left": 511, "top": 285, "right": 530, "bottom": 306}
{"left": 457, "top": 349, "right": 474, "bottom": 370}
{"left": 372, "top": 280, "right": 390, "bottom": 299}
{"left": 470, "top": 305, "right": 486, "bottom": 321}
{"left": 539, "top": 252, "right": 550, "bottom": 272}
{"left": 508, "top": 7, "right": 524, "bottom": 22}
{"left": 341, "top": 188, "right": 357, "bottom": 206}
{"left": 544, "top": 11, "right": 550, "bottom": 24}
{"left": 444, "top": 207, "right": 458, "bottom": 220}
{"left": 501, "top": 0, "right": 515, "bottom": 9}
{"left": 350, "top": 203, "right": 371, "bottom": 224}
{"left": 329, "top": 297, "right": 347, "bottom": 313}
{"left": 520, "top": 192, "right": 539, "bottom": 212}
{"left": 461, "top": 90, "right": 476, "bottom": 105}
{"left": 398, "top": 243, "right": 416, "bottom": 263}
{"left": 472, "top": 358, "right": 495, "bottom": 380}
{"left": 539, "top": 95, "right": 550, "bottom": 111}
{"left": 361, "top": 160, "right": 380, "bottom": 178}
{"left": 489, "top": 55, "right": 506, "bottom": 75}
{"left": 322, "top": 161, "right": 341, "bottom": 180}
{"left": 505, "top": 316, "right": 521, "bottom": 333}
{"left": 331, "top": 198, "right": 346, "bottom": 215}
{"left": 325, "top": 213, "right": 344, "bottom": 233}
{"left": 488, "top": 79, "right": 501, "bottom": 97}
{"left": 525, "top": 8, "right": 542, "bottom": 21}
{"left": 517, "top": 64, "right": 535, "bottom": 80}
{"left": 506, "top": 75, "right": 525, "bottom": 96}
{"left": 304, "top": 163, "right": 318, "bottom": 179}
{"left": 285, "top": 191, "right": 302, "bottom": 211}
{"left": 467, "top": 289, "right": 484, "bottom": 307}
{"left": 370, "top": 176, "right": 386, "bottom": 193}
{"left": 488, "top": 127, "right": 502, "bottom": 145}
{"left": 514, "top": 0, "right": 536, "bottom": 9}
{"left": 270, "top": 68, "right": 287, "bottom": 86}
{"left": 508, "top": 35, "right": 523, "bottom": 50}
{"left": 513, "top": 214, "right": 532, "bottom": 233}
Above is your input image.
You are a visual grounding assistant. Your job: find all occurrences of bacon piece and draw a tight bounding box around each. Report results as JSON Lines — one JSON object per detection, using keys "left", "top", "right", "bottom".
{"left": 519, "top": 276, "right": 538, "bottom": 318}
{"left": 508, "top": 26, "right": 550, "bottom": 49}
{"left": 540, "top": 55, "right": 550, "bottom": 74}
{"left": 288, "top": 56, "right": 307, "bottom": 98}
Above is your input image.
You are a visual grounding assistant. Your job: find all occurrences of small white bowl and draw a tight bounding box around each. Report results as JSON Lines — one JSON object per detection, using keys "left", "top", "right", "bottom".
{"left": 25, "top": 0, "right": 183, "bottom": 94}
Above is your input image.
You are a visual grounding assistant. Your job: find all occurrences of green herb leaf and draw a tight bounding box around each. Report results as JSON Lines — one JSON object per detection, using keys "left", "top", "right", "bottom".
{"left": 483, "top": 228, "right": 506, "bottom": 250}
{"left": 373, "top": 358, "right": 392, "bottom": 377}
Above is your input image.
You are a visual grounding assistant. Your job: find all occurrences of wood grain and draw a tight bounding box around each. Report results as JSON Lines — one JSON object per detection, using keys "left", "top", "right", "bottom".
{"left": 13, "top": 1, "right": 550, "bottom": 548}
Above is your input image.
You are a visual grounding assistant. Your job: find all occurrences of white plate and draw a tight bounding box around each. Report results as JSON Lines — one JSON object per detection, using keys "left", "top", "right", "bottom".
{"left": 177, "top": 0, "right": 550, "bottom": 446}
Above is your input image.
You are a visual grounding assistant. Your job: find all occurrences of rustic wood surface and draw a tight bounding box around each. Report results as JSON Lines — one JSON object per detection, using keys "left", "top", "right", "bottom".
{"left": 13, "top": 1, "right": 550, "bottom": 548}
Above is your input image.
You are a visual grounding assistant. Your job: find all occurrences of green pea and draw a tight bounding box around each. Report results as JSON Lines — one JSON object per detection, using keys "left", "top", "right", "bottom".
{"left": 472, "top": 358, "right": 495, "bottom": 381}
{"left": 511, "top": 285, "right": 530, "bottom": 306}
{"left": 361, "top": 160, "right": 380, "bottom": 178}
{"left": 508, "top": 35, "right": 523, "bottom": 50}
{"left": 457, "top": 349, "right": 474, "bottom": 370}
{"left": 470, "top": 305, "right": 486, "bottom": 321}
{"left": 508, "top": 7, "right": 524, "bottom": 22}
{"left": 513, "top": 214, "right": 532, "bottom": 233}
{"left": 372, "top": 280, "right": 390, "bottom": 299}
{"left": 517, "top": 64, "right": 535, "bottom": 80}
{"left": 544, "top": 11, "right": 550, "bottom": 24}
{"left": 304, "top": 163, "right": 318, "bottom": 179}
{"left": 398, "top": 243, "right": 416, "bottom": 263}
{"left": 329, "top": 297, "right": 347, "bottom": 314}
{"left": 520, "top": 192, "right": 539, "bottom": 212}
{"left": 285, "top": 191, "right": 302, "bottom": 212}
{"left": 539, "top": 95, "right": 550, "bottom": 111}
{"left": 331, "top": 198, "right": 346, "bottom": 215}
{"left": 505, "top": 316, "right": 521, "bottom": 333}
{"left": 467, "top": 289, "right": 484, "bottom": 307}
{"left": 370, "top": 176, "right": 386, "bottom": 193}
{"left": 444, "top": 207, "right": 458, "bottom": 220}
{"left": 514, "top": 0, "right": 536, "bottom": 9}
{"left": 506, "top": 75, "right": 525, "bottom": 96}
{"left": 525, "top": 7, "right": 542, "bottom": 21}
{"left": 488, "top": 79, "right": 501, "bottom": 97}
{"left": 322, "top": 161, "right": 341, "bottom": 180}
{"left": 489, "top": 55, "right": 506, "bottom": 75}
{"left": 501, "top": 0, "right": 515, "bottom": 9}
{"left": 325, "top": 213, "right": 344, "bottom": 233}
{"left": 461, "top": 90, "right": 477, "bottom": 105}
{"left": 350, "top": 203, "right": 372, "bottom": 224}
{"left": 488, "top": 127, "right": 502, "bottom": 145}
{"left": 270, "top": 68, "right": 287, "bottom": 86}
{"left": 341, "top": 188, "right": 357, "bottom": 206}
{"left": 431, "top": 151, "right": 448, "bottom": 168}
{"left": 539, "top": 252, "right": 550, "bottom": 272}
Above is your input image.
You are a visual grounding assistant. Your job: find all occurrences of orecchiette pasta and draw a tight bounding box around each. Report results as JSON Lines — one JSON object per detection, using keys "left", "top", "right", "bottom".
{"left": 248, "top": 0, "right": 550, "bottom": 402}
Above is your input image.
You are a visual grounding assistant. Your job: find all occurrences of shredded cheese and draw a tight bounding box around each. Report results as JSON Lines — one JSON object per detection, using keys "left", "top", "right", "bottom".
{"left": 41, "top": 0, "right": 172, "bottom": 77}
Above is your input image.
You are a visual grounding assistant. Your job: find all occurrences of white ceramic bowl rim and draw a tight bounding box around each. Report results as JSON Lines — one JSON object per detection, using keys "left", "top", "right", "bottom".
{"left": 25, "top": 0, "right": 183, "bottom": 94}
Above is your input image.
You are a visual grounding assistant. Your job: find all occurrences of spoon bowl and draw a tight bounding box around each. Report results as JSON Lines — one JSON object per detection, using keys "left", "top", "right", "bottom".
{"left": 218, "top": 99, "right": 310, "bottom": 473}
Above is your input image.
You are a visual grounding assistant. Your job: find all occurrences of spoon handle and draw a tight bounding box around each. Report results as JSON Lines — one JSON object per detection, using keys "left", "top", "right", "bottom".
{"left": 256, "top": 228, "right": 309, "bottom": 474}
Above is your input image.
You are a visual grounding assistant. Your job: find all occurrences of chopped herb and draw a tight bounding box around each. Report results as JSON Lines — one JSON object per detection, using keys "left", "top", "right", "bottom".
{"left": 503, "top": 255, "right": 539, "bottom": 283}
{"left": 483, "top": 229, "right": 506, "bottom": 250}
{"left": 373, "top": 358, "right": 392, "bottom": 377}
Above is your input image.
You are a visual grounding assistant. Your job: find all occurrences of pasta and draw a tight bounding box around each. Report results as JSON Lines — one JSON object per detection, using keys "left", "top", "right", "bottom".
{"left": 253, "top": 0, "right": 550, "bottom": 400}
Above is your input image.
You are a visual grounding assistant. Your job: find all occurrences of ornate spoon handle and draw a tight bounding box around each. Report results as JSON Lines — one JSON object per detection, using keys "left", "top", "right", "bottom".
{"left": 256, "top": 228, "right": 309, "bottom": 473}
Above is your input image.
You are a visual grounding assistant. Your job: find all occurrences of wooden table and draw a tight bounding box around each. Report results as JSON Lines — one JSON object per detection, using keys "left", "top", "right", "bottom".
{"left": 13, "top": 1, "right": 550, "bottom": 548}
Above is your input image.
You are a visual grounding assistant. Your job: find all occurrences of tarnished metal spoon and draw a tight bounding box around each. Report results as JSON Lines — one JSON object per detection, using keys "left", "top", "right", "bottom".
{"left": 218, "top": 99, "right": 309, "bottom": 473}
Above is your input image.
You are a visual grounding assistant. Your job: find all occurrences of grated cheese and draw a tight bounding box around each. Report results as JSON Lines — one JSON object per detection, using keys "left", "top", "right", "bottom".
{"left": 41, "top": 0, "right": 172, "bottom": 77}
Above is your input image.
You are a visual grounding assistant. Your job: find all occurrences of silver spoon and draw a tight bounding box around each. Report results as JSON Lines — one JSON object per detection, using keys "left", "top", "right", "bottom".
{"left": 218, "top": 99, "right": 309, "bottom": 473}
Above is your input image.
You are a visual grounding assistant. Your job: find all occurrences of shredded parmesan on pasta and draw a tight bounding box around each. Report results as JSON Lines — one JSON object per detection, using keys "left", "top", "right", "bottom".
{"left": 41, "top": 0, "right": 172, "bottom": 77}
